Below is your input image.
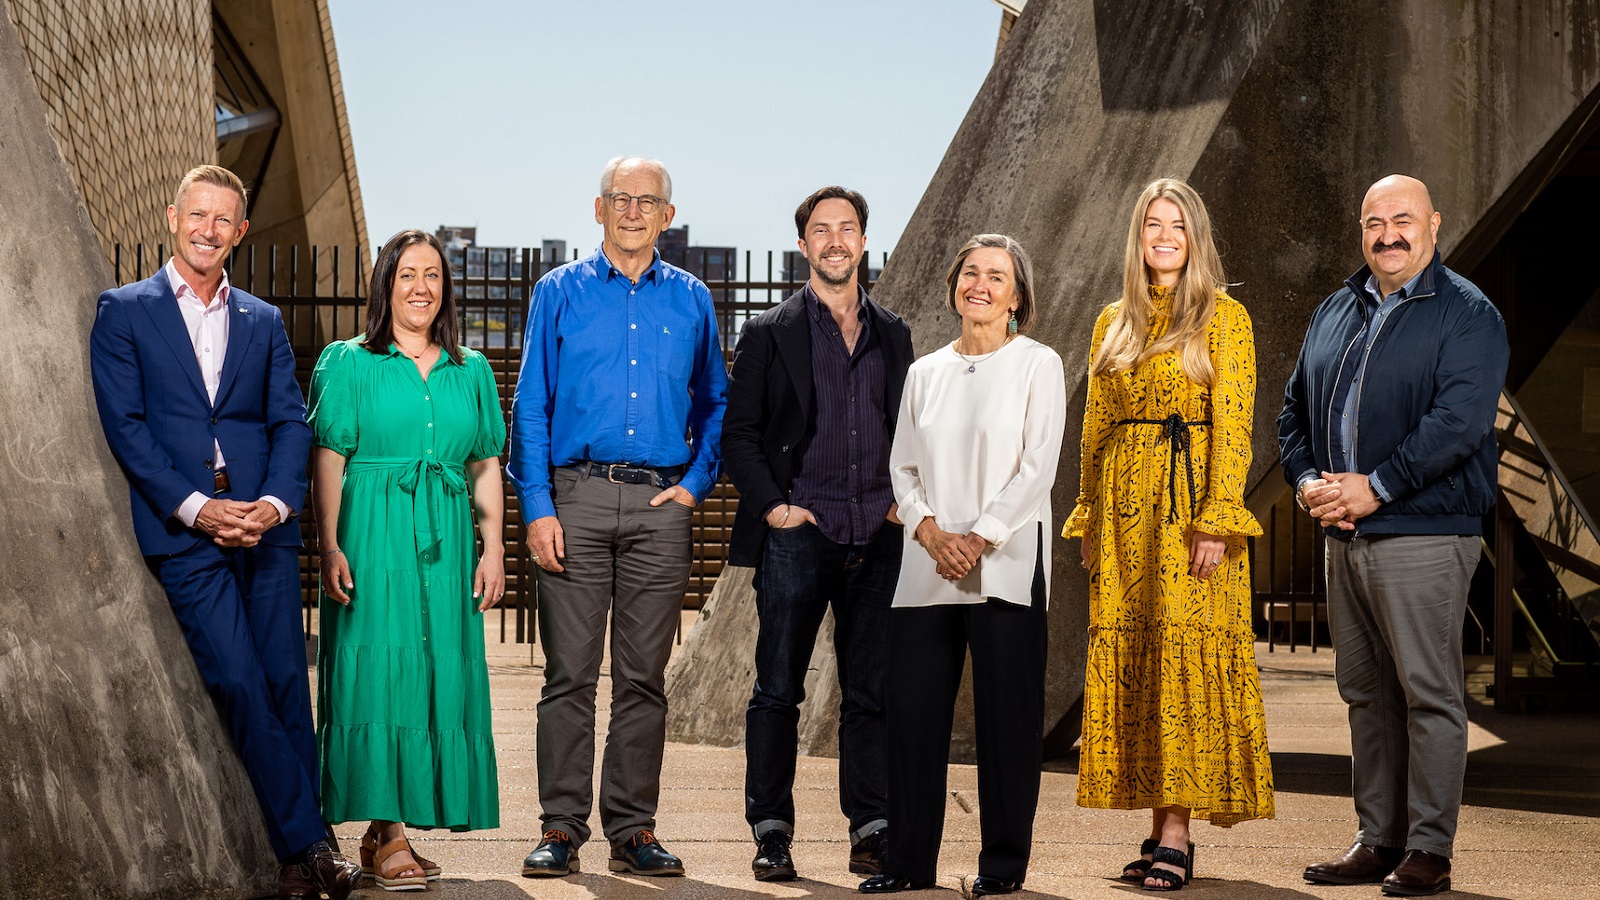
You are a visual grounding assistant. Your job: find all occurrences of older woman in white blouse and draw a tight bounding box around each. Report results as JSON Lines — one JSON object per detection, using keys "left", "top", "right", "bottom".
{"left": 859, "top": 234, "right": 1066, "bottom": 896}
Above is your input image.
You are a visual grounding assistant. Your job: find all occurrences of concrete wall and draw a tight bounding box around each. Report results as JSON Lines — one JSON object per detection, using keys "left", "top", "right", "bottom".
{"left": 667, "top": 0, "right": 1600, "bottom": 760}
{"left": 0, "top": 13, "right": 276, "bottom": 898}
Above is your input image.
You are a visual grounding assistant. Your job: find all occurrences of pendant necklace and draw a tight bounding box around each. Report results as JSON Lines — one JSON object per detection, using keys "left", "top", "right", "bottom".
{"left": 954, "top": 336, "right": 1009, "bottom": 373}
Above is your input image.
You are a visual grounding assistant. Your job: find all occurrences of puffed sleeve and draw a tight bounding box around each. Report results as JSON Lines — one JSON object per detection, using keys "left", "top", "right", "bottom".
{"left": 1193, "top": 294, "right": 1263, "bottom": 537}
{"left": 467, "top": 350, "right": 508, "bottom": 462}
{"left": 308, "top": 340, "right": 359, "bottom": 457}
{"left": 1063, "top": 304, "right": 1118, "bottom": 539}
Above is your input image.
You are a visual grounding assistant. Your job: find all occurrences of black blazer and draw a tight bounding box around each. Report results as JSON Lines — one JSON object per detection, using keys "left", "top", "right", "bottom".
{"left": 722, "top": 289, "right": 914, "bottom": 567}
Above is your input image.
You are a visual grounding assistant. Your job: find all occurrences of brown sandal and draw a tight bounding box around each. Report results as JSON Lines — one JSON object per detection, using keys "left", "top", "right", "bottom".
{"left": 373, "top": 837, "right": 428, "bottom": 892}
{"left": 362, "top": 825, "right": 442, "bottom": 881}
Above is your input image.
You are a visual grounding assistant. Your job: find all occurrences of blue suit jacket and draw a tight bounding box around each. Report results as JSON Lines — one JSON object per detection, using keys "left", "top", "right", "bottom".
{"left": 90, "top": 271, "right": 312, "bottom": 556}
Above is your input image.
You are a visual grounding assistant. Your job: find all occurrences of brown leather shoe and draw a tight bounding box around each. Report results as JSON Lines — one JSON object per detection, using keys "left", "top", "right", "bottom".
{"left": 1303, "top": 842, "right": 1404, "bottom": 885}
{"left": 1381, "top": 849, "right": 1451, "bottom": 896}
{"left": 277, "top": 862, "right": 316, "bottom": 900}
{"left": 287, "top": 841, "right": 360, "bottom": 900}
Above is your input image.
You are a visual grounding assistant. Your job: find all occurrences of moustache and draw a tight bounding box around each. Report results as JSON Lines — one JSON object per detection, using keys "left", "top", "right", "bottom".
{"left": 1372, "top": 237, "right": 1411, "bottom": 254}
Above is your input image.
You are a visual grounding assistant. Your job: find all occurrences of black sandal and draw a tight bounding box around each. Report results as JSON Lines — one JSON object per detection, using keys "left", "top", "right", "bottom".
{"left": 1142, "top": 844, "right": 1194, "bottom": 892}
{"left": 1120, "top": 839, "right": 1159, "bottom": 882}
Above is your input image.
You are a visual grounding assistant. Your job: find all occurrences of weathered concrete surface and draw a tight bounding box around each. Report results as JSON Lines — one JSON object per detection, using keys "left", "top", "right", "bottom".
{"left": 0, "top": 14, "right": 276, "bottom": 899}
{"left": 668, "top": 0, "right": 1600, "bottom": 760}
{"left": 666, "top": 568, "right": 844, "bottom": 759}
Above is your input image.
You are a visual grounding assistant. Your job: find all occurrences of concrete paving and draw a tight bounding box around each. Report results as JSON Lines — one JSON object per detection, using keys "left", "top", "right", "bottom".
{"left": 311, "top": 614, "right": 1596, "bottom": 899}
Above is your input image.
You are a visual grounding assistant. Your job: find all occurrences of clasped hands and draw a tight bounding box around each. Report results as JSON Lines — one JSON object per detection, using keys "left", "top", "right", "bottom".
{"left": 1301, "top": 470, "right": 1382, "bottom": 530}
{"left": 195, "top": 497, "right": 280, "bottom": 547}
{"left": 915, "top": 519, "right": 988, "bottom": 582}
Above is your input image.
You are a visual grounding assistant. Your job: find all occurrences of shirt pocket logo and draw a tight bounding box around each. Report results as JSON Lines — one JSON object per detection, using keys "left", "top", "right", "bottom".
{"left": 654, "top": 324, "right": 693, "bottom": 379}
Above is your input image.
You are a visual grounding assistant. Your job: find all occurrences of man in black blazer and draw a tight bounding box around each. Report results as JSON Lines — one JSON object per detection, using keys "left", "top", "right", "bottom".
{"left": 723, "top": 187, "right": 914, "bottom": 882}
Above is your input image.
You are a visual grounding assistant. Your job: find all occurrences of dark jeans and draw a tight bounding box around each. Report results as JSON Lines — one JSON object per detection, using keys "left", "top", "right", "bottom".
{"left": 745, "top": 521, "right": 900, "bottom": 839}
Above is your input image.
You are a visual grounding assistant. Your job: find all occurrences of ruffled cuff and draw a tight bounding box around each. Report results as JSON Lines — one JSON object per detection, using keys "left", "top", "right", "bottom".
{"left": 1062, "top": 503, "right": 1093, "bottom": 539}
{"left": 1193, "top": 501, "right": 1263, "bottom": 537}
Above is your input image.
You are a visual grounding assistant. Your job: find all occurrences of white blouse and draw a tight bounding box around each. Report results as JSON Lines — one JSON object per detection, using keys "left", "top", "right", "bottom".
{"left": 890, "top": 335, "right": 1067, "bottom": 608}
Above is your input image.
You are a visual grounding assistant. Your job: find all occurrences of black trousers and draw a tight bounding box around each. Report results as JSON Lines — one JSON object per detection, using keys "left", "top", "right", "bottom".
{"left": 884, "top": 541, "right": 1047, "bottom": 883}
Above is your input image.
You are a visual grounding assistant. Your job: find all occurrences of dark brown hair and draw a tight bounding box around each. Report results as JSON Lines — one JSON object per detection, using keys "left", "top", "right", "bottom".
{"left": 361, "top": 229, "right": 461, "bottom": 363}
{"left": 794, "top": 186, "right": 869, "bottom": 238}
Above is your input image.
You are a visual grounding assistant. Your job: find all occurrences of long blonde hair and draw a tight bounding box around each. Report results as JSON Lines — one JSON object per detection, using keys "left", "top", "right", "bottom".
{"left": 1090, "top": 178, "right": 1225, "bottom": 385}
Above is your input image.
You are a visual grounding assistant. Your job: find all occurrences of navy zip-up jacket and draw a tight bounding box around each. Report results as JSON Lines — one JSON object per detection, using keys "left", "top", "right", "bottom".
{"left": 1277, "top": 251, "right": 1508, "bottom": 538}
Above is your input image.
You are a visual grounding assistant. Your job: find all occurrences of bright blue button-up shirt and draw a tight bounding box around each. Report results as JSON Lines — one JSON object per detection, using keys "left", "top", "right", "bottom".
{"left": 508, "top": 248, "right": 729, "bottom": 521}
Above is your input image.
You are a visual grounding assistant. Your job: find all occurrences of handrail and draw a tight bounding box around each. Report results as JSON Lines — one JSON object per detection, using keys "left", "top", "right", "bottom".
{"left": 1500, "top": 390, "right": 1600, "bottom": 550}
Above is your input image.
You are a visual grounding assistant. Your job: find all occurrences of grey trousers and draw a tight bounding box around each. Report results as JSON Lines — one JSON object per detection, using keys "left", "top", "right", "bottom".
{"left": 534, "top": 466, "right": 694, "bottom": 847}
{"left": 1324, "top": 533, "right": 1479, "bottom": 858}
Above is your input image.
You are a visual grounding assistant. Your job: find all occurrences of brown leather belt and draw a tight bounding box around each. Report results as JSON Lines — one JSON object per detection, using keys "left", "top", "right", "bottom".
{"left": 213, "top": 468, "right": 231, "bottom": 495}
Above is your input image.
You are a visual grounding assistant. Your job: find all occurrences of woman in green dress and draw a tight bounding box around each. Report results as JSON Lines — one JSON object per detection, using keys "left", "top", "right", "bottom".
{"left": 309, "top": 229, "right": 506, "bottom": 891}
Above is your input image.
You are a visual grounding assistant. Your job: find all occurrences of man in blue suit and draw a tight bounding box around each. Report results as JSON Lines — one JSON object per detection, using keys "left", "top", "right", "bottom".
{"left": 89, "top": 165, "right": 359, "bottom": 900}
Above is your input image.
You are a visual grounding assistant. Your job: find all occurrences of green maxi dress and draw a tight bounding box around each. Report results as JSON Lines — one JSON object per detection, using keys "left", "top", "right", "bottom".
{"left": 308, "top": 338, "right": 504, "bottom": 830}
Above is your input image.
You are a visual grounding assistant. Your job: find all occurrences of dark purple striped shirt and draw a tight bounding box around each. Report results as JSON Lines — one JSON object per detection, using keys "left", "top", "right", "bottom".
{"left": 788, "top": 285, "right": 893, "bottom": 546}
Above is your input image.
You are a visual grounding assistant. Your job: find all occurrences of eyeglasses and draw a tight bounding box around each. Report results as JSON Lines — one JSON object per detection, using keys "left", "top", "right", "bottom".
{"left": 603, "top": 192, "right": 666, "bottom": 215}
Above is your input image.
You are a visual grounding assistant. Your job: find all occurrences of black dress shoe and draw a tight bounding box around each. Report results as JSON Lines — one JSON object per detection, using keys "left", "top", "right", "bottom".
{"left": 1304, "top": 841, "right": 1404, "bottom": 885}
{"left": 971, "top": 874, "right": 1022, "bottom": 896}
{"left": 522, "top": 829, "right": 580, "bottom": 877}
{"left": 860, "top": 873, "right": 936, "bottom": 893}
{"left": 753, "top": 830, "right": 797, "bottom": 881}
{"left": 610, "top": 829, "right": 685, "bottom": 876}
{"left": 1381, "top": 849, "right": 1451, "bottom": 896}
{"left": 851, "top": 827, "right": 888, "bottom": 875}
{"left": 282, "top": 842, "right": 358, "bottom": 900}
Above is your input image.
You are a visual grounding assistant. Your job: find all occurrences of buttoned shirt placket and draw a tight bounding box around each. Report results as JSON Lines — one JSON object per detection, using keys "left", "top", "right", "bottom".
{"left": 619, "top": 266, "right": 647, "bottom": 464}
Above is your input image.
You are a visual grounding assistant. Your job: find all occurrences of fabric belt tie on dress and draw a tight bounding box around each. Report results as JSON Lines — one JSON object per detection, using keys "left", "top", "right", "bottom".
{"left": 347, "top": 456, "right": 467, "bottom": 559}
{"left": 1114, "top": 414, "right": 1211, "bottom": 523}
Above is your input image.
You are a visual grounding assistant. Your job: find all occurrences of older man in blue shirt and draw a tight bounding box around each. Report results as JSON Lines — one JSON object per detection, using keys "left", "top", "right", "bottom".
{"left": 510, "top": 156, "right": 729, "bottom": 879}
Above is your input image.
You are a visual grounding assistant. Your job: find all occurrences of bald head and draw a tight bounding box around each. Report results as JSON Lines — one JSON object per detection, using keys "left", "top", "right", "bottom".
{"left": 1359, "top": 174, "right": 1441, "bottom": 295}
{"left": 1362, "top": 174, "right": 1435, "bottom": 219}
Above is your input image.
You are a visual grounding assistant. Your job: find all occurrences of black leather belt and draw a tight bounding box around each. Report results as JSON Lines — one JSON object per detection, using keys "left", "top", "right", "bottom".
{"left": 212, "top": 468, "right": 231, "bottom": 495}
{"left": 566, "top": 461, "right": 687, "bottom": 488}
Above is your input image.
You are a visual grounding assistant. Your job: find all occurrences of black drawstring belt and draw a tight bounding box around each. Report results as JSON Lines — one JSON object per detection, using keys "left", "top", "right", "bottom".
{"left": 1113, "top": 413, "right": 1211, "bottom": 523}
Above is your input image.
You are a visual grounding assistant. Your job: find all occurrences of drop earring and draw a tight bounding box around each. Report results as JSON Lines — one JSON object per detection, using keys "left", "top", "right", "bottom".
{"left": 1008, "top": 312, "right": 1018, "bottom": 336}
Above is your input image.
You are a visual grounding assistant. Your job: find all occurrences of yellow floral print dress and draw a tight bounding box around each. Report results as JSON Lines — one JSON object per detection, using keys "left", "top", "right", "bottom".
{"left": 1063, "top": 287, "right": 1273, "bottom": 826}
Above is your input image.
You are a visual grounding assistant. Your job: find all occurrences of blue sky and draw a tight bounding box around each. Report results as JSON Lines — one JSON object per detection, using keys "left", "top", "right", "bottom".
{"left": 326, "top": 0, "right": 999, "bottom": 271}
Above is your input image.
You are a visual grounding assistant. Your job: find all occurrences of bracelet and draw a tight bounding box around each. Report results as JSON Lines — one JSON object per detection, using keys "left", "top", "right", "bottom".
{"left": 778, "top": 505, "right": 791, "bottom": 528}
{"left": 323, "top": 548, "right": 344, "bottom": 556}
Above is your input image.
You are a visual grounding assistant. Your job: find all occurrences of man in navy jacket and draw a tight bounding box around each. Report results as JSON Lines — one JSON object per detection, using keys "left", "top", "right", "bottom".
{"left": 1278, "top": 174, "right": 1508, "bottom": 897}
{"left": 90, "top": 166, "right": 357, "bottom": 899}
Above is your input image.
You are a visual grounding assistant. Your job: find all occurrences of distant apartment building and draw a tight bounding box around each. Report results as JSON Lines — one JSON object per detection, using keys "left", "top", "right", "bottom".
{"left": 540, "top": 239, "right": 569, "bottom": 272}
{"left": 656, "top": 226, "right": 733, "bottom": 278}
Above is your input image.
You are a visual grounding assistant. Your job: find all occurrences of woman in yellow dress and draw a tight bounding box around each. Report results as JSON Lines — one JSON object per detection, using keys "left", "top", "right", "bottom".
{"left": 1063, "top": 178, "right": 1273, "bottom": 892}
